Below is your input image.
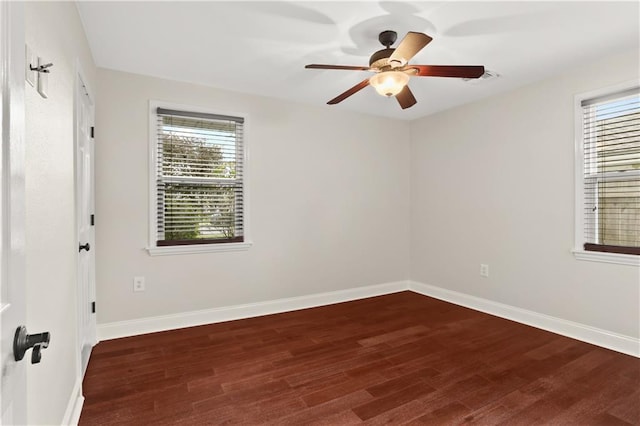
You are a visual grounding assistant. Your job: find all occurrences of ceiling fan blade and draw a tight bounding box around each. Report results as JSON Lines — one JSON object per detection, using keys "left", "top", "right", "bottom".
{"left": 327, "top": 79, "right": 370, "bottom": 105}
{"left": 306, "top": 64, "right": 370, "bottom": 71}
{"left": 389, "top": 32, "right": 432, "bottom": 63}
{"left": 396, "top": 85, "right": 417, "bottom": 109}
{"left": 410, "top": 65, "right": 485, "bottom": 78}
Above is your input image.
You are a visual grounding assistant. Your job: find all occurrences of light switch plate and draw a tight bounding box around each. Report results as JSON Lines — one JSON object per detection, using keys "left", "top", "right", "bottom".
{"left": 25, "top": 45, "right": 36, "bottom": 87}
{"left": 36, "top": 57, "right": 48, "bottom": 98}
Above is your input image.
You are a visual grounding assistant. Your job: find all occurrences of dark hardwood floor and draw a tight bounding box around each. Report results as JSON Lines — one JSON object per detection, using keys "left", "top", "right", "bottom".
{"left": 79, "top": 291, "right": 639, "bottom": 425}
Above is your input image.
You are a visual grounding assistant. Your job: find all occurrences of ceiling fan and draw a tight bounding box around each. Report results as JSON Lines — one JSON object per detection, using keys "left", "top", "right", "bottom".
{"left": 305, "top": 30, "right": 485, "bottom": 109}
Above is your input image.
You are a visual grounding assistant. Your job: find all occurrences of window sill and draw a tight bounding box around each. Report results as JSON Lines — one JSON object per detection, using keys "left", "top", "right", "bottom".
{"left": 572, "top": 249, "right": 639, "bottom": 266}
{"left": 147, "top": 241, "right": 252, "bottom": 256}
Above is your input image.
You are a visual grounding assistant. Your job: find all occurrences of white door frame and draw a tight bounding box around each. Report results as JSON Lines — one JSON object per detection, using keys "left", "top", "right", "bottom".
{"left": 75, "top": 65, "right": 97, "bottom": 378}
{"left": 0, "top": 1, "right": 27, "bottom": 424}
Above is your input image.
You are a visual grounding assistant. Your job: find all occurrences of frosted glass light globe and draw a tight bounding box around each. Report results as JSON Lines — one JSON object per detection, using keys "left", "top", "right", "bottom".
{"left": 369, "top": 71, "right": 410, "bottom": 97}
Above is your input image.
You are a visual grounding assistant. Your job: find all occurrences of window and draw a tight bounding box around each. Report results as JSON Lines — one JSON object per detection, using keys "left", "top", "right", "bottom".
{"left": 148, "top": 103, "right": 250, "bottom": 255}
{"left": 575, "top": 83, "right": 639, "bottom": 264}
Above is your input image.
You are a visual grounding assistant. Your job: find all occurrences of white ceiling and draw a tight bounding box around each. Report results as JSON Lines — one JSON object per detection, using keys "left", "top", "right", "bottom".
{"left": 76, "top": 1, "right": 640, "bottom": 121}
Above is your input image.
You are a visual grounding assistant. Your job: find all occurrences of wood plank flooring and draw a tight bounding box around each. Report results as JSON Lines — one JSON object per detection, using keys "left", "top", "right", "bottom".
{"left": 79, "top": 291, "right": 639, "bottom": 425}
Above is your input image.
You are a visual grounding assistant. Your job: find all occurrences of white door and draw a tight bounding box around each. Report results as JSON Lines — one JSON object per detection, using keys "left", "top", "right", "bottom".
{"left": 0, "top": 2, "right": 27, "bottom": 424}
{"left": 76, "top": 75, "right": 96, "bottom": 376}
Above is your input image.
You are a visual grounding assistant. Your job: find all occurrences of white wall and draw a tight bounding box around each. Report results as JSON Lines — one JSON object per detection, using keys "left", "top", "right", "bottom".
{"left": 25, "top": 2, "right": 96, "bottom": 424}
{"left": 410, "top": 49, "right": 640, "bottom": 339}
{"left": 95, "top": 69, "right": 410, "bottom": 324}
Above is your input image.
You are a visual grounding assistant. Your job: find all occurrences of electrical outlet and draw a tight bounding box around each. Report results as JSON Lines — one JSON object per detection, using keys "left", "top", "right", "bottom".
{"left": 480, "top": 264, "right": 489, "bottom": 278}
{"left": 133, "top": 276, "right": 145, "bottom": 292}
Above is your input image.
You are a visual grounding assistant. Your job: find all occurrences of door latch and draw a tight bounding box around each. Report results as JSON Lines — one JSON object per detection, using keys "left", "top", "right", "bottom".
{"left": 13, "top": 326, "right": 50, "bottom": 364}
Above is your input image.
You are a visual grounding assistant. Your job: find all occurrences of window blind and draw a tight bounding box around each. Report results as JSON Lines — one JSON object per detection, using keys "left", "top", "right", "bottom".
{"left": 582, "top": 89, "right": 640, "bottom": 255}
{"left": 155, "top": 108, "right": 244, "bottom": 246}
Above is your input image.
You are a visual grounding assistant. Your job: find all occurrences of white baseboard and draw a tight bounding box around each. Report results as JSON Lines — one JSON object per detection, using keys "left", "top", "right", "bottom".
{"left": 409, "top": 280, "right": 639, "bottom": 358}
{"left": 97, "top": 281, "right": 409, "bottom": 341}
{"left": 96, "top": 279, "right": 639, "bottom": 358}
{"left": 61, "top": 377, "right": 84, "bottom": 426}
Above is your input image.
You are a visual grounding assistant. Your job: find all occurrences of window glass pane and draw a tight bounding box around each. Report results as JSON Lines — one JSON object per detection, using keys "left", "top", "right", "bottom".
{"left": 583, "top": 91, "right": 639, "bottom": 252}
{"left": 163, "top": 183, "right": 238, "bottom": 241}
{"left": 597, "top": 179, "right": 640, "bottom": 247}
{"left": 155, "top": 109, "right": 244, "bottom": 246}
{"left": 594, "top": 96, "right": 640, "bottom": 173}
{"left": 160, "top": 115, "right": 239, "bottom": 179}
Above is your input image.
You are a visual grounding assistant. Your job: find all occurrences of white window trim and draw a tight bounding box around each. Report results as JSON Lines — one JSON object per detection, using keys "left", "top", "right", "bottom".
{"left": 146, "top": 100, "right": 252, "bottom": 256}
{"left": 147, "top": 242, "right": 252, "bottom": 256}
{"left": 573, "top": 80, "right": 639, "bottom": 267}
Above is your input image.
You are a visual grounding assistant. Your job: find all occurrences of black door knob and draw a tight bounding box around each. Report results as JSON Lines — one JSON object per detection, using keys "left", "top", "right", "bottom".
{"left": 79, "top": 242, "right": 90, "bottom": 252}
{"left": 13, "top": 326, "right": 50, "bottom": 364}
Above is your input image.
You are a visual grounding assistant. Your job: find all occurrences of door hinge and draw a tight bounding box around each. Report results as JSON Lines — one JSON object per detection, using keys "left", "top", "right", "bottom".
{"left": 90, "top": 214, "right": 95, "bottom": 226}
{"left": 91, "top": 301, "right": 96, "bottom": 313}
{"left": 90, "top": 126, "right": 95, "bottom": 138}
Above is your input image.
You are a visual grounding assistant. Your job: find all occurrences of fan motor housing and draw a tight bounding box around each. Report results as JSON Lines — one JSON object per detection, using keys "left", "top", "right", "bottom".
{"left": 378, "top": 30, "right": 397, "bottom": 47}
{"left": 369, "top": 48, "right": 395, "bottom": 68}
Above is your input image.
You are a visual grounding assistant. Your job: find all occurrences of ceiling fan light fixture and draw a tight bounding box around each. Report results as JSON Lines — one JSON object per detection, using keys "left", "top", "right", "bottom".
{"left": 369, "top": 71, "right": 410, "bottom": 97}
{"left": 305, "top": 30, "right": 485, "bottom": 108}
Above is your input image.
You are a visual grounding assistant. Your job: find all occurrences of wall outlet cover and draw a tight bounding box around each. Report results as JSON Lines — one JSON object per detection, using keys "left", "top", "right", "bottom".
{"left": 480, "top": 264, "right": 489, "bottom": 277}
{"left": 133, "top": 276, "right": 145, "bottom": 292}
